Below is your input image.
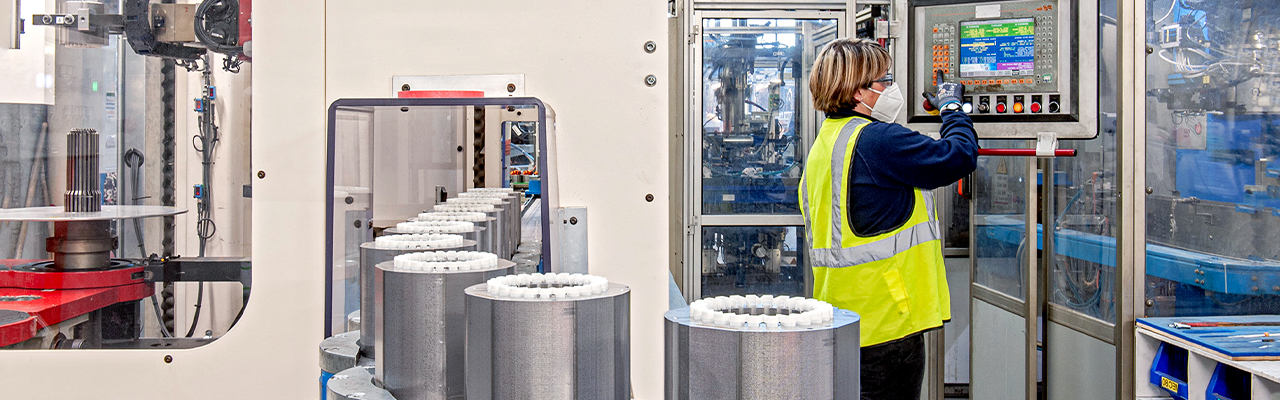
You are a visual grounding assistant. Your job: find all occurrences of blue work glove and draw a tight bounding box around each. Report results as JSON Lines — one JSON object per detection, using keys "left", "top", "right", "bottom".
{"left": 922, "top": 70, "right": 965, "bottom": 114}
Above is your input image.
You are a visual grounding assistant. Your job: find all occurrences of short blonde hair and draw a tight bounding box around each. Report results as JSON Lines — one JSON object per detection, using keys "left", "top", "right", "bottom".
{"left": 809, "top": 38, "right": 892, "bottom": 113}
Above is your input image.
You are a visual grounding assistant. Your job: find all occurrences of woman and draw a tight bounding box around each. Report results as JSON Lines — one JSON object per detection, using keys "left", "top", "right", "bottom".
{"left": 799, "top": 37, "right": 978, "bottom": 400}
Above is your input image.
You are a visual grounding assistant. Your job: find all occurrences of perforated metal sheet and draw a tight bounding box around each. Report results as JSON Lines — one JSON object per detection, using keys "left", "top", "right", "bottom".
{"left": 664, "top": 307, "right": 861, "bottom": 399}
{"left": 465, "top": 283, "right": 631, "bottom": 400}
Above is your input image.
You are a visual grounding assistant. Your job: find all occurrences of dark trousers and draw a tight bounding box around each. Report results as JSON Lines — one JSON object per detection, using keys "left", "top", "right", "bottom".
{"left": 860, "top": 332, "right": 926, "bottom": 400}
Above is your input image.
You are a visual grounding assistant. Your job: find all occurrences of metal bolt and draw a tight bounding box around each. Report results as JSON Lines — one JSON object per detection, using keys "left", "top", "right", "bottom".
{"left": 1253, "top": 286, "right": 1260, "bottom": 291}
{"left": 256, "top": 170, "right": 265, "bottom": 179}
{"left": 1253, "top": 276, "right": 1259, "bottom": 281}
{"left": 353, "top": 220, "right": 362, "bottom": 228}
{"left": 345, "top": 196, "right": 354, "bottom": 205}
{"left": 1146, "top": 187, "right": 1154, "bottom": 194}
{"left": 1146, "top": 45, "right": 1154, "bottom": 54}
{"left": 507, "top": 83, "right": 517, "bottom": 93}
{"left": 401, "top": 84, "right": 411, "bottom": 91}
{"left": 644, "top": 41, "right": 657, "bottom": 53}
{"left": 400, "top": 106, "right": 409, "bottom": 112}
{"left": 646, "top": 194, "right": 655, "bottom": 202}
{"left": 457, "top": 145, "right": 464, "bottom": 152}
{"left": 164, "top": 355, "right": 173, "bottom": 363}
{"left": 569, "top": 216, "right": 578, "bottom": 225}
{"left": 645, "top": 75, "right": 658, "bottom": 87}
{"left": 1145, "top": 299, "right": 1154, "bottom": 307}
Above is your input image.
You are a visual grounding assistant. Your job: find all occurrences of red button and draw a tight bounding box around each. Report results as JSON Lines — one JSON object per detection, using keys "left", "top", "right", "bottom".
{"left": 996, "top": 103, "right": 1006, "bottom": 113}
{"left": 1030, "top": 102, "right": 1042, "bottom": 113}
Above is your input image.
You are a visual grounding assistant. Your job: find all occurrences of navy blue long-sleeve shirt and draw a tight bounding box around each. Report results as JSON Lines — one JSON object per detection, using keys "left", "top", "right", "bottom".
{"left": 824, "top": 109, "right": 979, "bottom": 237}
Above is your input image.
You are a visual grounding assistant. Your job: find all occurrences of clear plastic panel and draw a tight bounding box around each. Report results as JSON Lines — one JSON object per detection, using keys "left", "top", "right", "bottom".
{"left": 1143, "top": 0, "right": 1280, "bottom": 317}
{"left": 1044, "top": 0, "right": 1121, "bottom": 323}
{"left": 326, "top": 100, "right": 547, "bottom": 335}
{"left": 700, "top": 18, "right": 838, "bottom": 215}
{"left": 699, "top": 225, "right": 806, "bottom": 298}
{"left": 972, "top": 142, "right": 1033, "bottom": 300}
{"left": 0, "top": 1, "right": 253, "bottom": 349}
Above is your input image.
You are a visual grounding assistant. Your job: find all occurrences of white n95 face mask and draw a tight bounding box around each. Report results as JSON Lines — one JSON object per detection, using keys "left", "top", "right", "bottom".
{"left": 867, "top": 83, "right": 905, "bottom": 124}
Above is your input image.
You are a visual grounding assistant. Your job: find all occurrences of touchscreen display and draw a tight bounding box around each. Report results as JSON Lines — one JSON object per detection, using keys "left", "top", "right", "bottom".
{"left": 959, "top": 18, "right": 1036, "bottom": 78}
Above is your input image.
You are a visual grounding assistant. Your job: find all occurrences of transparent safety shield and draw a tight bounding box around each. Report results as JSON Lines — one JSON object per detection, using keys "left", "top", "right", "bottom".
{"left": 699, "top": 226, "right": 806, "bottom": 298}
{"left": 972, "top": 143, "right": 1033, "bottom": 300}
{"left": 699, "top": 18, "right": 837, "bottom": 215}
{"left": 325, "top": 98, "right": 553, "bottom": 336}
{"left": 0, "top": 1, "right": 252, "bottom": 349}
{"left": 1143, "top": 0, "right": 1280, "bottom": 317}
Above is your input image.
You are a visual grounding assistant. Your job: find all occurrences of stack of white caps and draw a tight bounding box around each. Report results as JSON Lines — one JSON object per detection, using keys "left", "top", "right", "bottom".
{"left": 393, "top": 220, "right": 475, "bottom": 234}
{"left": 484, "top": 273, "right": 610, "bottom": 300}
{"left": 445, "top": 197, "right": 505, "bottom": 205}
{"left": 415, "top": 211, "right": 489, "bottom": 222}
{"left": 433, "top": 203, "right": 496, "bottom": 213}
{"left": 687, "top": 295, "right": 836, "bottom": 329}
{"left": 468, "top": 187, "right": 514, "bottom": 193}
{"left": 374, "top": 234, "right": 465, "bottom": 250}
{"left": 391, "top": 251, "right": 499, "bottom": 272}
{"left": 459, "top": 191, "right": 513, "bottom": 198}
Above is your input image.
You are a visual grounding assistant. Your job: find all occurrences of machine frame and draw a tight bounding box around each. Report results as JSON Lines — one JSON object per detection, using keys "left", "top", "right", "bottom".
{"left": 676, "top": 5, "right": 850, "bottom": 303}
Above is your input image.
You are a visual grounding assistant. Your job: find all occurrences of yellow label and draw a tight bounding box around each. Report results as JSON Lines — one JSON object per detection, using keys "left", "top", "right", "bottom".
{"left": 1161, "top": 376, "right": 1180, "bottom": 392}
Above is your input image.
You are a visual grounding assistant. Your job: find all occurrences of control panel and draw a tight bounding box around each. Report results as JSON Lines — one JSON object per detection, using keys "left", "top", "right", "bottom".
{"left": 900, "top": 0, "right": 1097, "bottom": 139}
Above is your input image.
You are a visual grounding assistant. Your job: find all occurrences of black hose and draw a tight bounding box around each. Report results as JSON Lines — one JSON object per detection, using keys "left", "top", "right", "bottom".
{"left": 184, "top": 283, "right": 205, "bottom": 337}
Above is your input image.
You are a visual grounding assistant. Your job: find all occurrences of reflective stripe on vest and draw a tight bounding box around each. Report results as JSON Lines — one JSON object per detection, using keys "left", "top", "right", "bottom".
{"left": 800, "top": 116, "right": 951, "bottom": 347}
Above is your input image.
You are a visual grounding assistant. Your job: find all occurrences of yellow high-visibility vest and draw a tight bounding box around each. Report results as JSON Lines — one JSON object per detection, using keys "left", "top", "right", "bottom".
{"left": 799, "top": 116, "right": 950, "bottom": 347}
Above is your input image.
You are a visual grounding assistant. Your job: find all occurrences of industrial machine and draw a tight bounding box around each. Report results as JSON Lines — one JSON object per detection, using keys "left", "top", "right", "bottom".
{"left": 674, "top": 3, "right": 849, "bottom": 301}
{"left": 0, "top": 0, "right": 253, "bottom": 351}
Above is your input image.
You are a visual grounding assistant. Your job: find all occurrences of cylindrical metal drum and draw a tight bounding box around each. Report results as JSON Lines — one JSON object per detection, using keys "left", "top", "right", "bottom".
{"left": 328, "top": 366, "right": 396, "bottom": 400}
{"left": 346, "top": 311, "right": 360, "bottom": 332}
{"left": 415, "top": 212, "right": 495, "bottom": 254}
{"left": 465, "top": 273, "right": 631, "bottom": 400}
{"left": 664, "top": 295, "right": 861, "bottom": 400}
{"left": 434, "top": 203, "right": 507, "bottom": 258}
{"left": 461, "top": 190, "right": 522, "bottom": 258}
{"left": 376, "top": 252, "right": 516, "bottom": 400}
{"left": 358, "top": 234, "right": 475, "bottom": 357}
{"left": 445, "top": 197, "right": 513, "bottom": 257}
{"left": 320, "top": 331, "right": 362, "bottom": 398}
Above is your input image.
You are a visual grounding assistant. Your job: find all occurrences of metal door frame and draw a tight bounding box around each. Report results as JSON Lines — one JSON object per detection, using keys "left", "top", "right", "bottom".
{"left": 680, "top": 6, "right": 849, "bottom": 302}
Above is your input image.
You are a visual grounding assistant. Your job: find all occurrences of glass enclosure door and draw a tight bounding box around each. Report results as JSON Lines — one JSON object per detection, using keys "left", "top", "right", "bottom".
{"left": 687, "top": 13, "right": 839, "bottom": 300}
{"left": 1142, "top": 0, "right": 1280, "bottom": 318}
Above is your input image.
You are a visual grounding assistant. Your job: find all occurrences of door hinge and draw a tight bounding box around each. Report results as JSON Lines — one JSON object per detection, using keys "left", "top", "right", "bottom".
{"left": 688, "top": 25, "right": 700, "bottom": 45}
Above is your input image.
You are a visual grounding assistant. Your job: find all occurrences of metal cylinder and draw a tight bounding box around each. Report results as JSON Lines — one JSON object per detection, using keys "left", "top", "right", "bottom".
{"left": 64, "top": 128, "right": 102, "bottom": 213}
{"left": 46, "top": 220, "right": 114, "bottom": 270}
{"left": 328, "top": 366, "right": 396, "bottom": 400}
{"left": 462, "top": 190, "right": 523, "bottom": 258}
{"left": 434, "top": 204, "right": 507, "bottom": 258}
{"left": 465, "top": 274, "right": 631, "bottom": 400}
{"left": 375, "top": 255, "right": 515, "bottom": 400}
{"left": 357, "top": 235, "right": 475, "bottom": 357}
{"left": 321, "top": 331, "right": 361, "bottom": 375}
{"left": 664, "top": 296, "right": 861, "bottom": 400}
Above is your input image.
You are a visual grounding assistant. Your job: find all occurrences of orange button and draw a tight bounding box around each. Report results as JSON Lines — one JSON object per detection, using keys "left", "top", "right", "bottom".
{"left": 1013, "top": 102, "right": 1024, "bottom": 113}
{"left": 944, "top": 68, "right": 950, "bottom": 74}
{"left": 933, "top": 27, "right": 939, "bottom": 33}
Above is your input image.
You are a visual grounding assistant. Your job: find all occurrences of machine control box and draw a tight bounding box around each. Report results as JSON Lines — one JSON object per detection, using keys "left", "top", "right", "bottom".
{"left": 903, "top": 0, "right": 1096, "bottom": 138}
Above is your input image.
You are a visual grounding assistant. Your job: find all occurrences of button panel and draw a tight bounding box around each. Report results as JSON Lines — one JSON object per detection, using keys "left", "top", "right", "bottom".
{"left": 915, "top": 0, "right": 1070, "bottom": 119}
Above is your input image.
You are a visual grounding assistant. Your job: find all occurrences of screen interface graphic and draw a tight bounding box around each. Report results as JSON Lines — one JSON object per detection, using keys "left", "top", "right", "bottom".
{"left": 959, "top": 18, "right": 1036, "bottom": 78}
